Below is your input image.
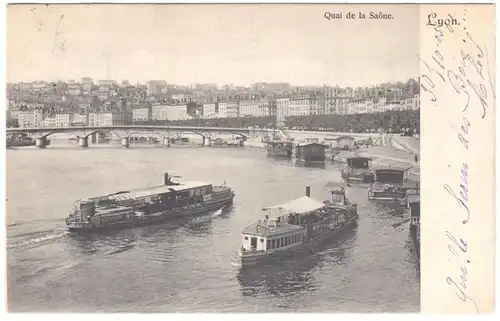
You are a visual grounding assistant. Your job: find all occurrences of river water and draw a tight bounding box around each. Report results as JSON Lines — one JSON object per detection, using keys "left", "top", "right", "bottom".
{"left": 6, "top": 144, "right": 420, "bottom": 312}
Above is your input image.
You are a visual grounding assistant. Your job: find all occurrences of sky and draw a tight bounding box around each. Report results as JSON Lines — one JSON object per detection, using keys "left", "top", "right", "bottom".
{"left": 7, "top": 4, "right": 420, "bottom": 87}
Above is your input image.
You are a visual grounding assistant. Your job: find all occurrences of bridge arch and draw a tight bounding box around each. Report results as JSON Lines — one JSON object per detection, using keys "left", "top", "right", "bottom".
{"left": 82, "top": 130, "right": 100, "bottom": 139}
{"left": 6, "top": 125, "right": 265, "bottom": 142}
{"left": 36, "top": 130, "right": 103, "bottom": 139}
{"left": 39, "top": 131, "right": 59, "bottom": 139}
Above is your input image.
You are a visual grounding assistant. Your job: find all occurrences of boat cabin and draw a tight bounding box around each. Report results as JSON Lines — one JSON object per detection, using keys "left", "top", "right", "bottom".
{"left": 72, "top": 173, "right": 227, "bottom": 222}
{"left": 335, "top": 136, "right": 356, "bottom": 150}
{"left": 295, "top": 142, "right": 328, "bottom": 162}
{"left": 266, "top": 140, "right": 293, "bottom": 150}
{"left": 374, "top": 167, "right": 407, "bottom": 184}
{"left": 368, "top": 167, "right": 409, "bottom": 201}
{"left": 346, "top": 157, "right": 372, "bottom": 170}
{"left": 325, "top": 181, "right": 348, "bottom": 205}
{"left": 240, "top": 195, "right": 327, "bottom": 253}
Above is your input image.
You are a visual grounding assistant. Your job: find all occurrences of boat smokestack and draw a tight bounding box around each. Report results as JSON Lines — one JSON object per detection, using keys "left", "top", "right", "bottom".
{"left": 306, "top": 186, "right": 311, "bottom": 197}
{"left": 164, "top": 173, "right": 169, "bottom": 185}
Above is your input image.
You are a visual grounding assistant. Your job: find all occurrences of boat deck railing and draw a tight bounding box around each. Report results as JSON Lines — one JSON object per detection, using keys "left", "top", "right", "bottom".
{"left": 94, "top": 205, "right": 132, "bottom": 215}
{"left": 213, "top": 185, "right": 230, "bottom": 192}
{"left": 240, "top": 247, "right": 266, "bottom": 255}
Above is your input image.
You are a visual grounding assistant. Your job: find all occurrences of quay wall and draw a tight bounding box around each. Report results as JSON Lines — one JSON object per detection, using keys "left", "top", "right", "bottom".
{"left": 283, "top": 130, "right": 375, "bottom": 141}
{"left": 391, "top": 136, "right": 420, "bottom": 155}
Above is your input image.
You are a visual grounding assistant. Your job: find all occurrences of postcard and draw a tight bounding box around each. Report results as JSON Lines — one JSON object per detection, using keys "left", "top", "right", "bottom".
{"left": 3, "top": 3, "right": 495, "bottom": 314}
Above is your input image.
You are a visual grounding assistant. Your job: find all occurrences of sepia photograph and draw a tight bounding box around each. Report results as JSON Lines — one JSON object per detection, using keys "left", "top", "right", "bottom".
{"left": 5, "top": 2, "right": 474, "bottom": 314}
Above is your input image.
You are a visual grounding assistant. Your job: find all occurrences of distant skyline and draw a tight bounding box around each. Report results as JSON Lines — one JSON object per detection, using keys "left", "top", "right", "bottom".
{"left": 7, "top": 4, "right": 419, "bottom": 87}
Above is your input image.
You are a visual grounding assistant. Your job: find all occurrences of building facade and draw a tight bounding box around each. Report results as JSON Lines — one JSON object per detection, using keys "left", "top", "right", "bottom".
{"left": 18, "top": 110, "right": 44, "bottom": 128}
{"left": 399, "top": 94, "right": 420, "bottom": 110}
{"left": 43, "top": 117, "right": 56, "bottom": 127}
{"left": 88, "top": 111, "right": 133, "bottom": 126}
{"left": 239, "top": 101, "right": 260, "bottom": 118}
{"left": 226, "top": 102, "right": 239, "bottom": 118}
{"left": 151, "top": 104, "right": 189, "bottom": 121}
{"left": 55, "top": 113, "right": 75, "bottom": 127}
{"left": 202, "top": 103, "right": 217, "bottom": 119}
{"left": 132, "top": 107, "right": 152, "bottom": 121}
{"left": 289, "top": 98, "right": 311, "bottom": 117}
{"left": 276, "top": 98, "right": 290, "bottom": 127}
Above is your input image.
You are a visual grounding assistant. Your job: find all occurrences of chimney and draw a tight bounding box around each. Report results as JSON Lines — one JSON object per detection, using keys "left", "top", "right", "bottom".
{"left": 305, "top": 186, "right": 311, "bottom": 197}
{"left": 164, "top": 173, "right": 169, "bottom": 185}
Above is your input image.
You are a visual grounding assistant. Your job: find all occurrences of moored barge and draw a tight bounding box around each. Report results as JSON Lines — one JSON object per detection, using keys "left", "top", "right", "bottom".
{"left": 266, "top": 140, "right": 293, "bottom": 157}
{"left": 368, "top": 167, "right": 409, "bottom": 201}
{"left": 65, "top": 173, "right": 235, "bottom": 233}
{"left": 341, "top": 157, "right": 375, "bottom": 183}
{"left": 238, "top": 183, "right": 358, "bottom": 267}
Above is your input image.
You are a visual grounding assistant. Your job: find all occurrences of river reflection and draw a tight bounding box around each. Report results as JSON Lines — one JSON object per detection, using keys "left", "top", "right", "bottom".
{"left": 371, "top": 201, "right": 407, "bottom": 217}
{"left": 237, "top": 227, "right": 358, "bottom": 299}
{"left": 65, "top": 205, "right": 234, "bottom": 256}
{"left": 295, "top": 161, "right": 326, "bottom": 169}
{"left": 7, "top": 146, "right": 420, "bottom": 312}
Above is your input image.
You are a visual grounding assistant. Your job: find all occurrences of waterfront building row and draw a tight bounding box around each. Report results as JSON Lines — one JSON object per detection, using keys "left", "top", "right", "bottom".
{"left": 147, "top": 94, "right": 419, "bottom": 122}
{"left": 9, "top": 94, "right": 420, "bottom": 128}
{"left": 15, "top": 111, "right": 133, "bottom": 128}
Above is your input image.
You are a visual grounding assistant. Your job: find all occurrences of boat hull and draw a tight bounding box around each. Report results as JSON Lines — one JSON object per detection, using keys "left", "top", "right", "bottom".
{"left": 67, "top": 197, "right": 234, "bottom": 233}
{"left": 409, "top": 234, "right": 420, "bottom": 262}
{"left": 295, "top": 159, "right": 326, "bottom": 169}
{"left": 341, "top": 170, "right": 374, "bottom": 183}
{"left": 239, "top": 218, "right": 358, "bottom": 267}
{"left": 368, "top": 193, "right": 406, "bottom": 201}
{"left": 266, "top": 149, "right": 292, "bottom": 158}
{"left": 267, "top": 152, "right": 292, "bottom": 158}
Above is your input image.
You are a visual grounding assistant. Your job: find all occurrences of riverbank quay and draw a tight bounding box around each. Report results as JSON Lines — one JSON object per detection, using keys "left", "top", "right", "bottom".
{"left": 244, "top": 137, "right": 419, "bottom": 177}
{"left": 390, "top": 135, "right": 420, "bottom": 155}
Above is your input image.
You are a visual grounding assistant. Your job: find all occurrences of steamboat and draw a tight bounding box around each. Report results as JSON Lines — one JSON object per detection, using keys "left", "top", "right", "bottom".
{"left": 238, "top": 182, "right": 358, "bottom": 266}
{"left": 368, "top": 166, "right": 409, "bottom": 201}
{"left": 341, "top": 157, "right": 375, "bottom": 183}
{"left": 65, "top": 173, "right": 235, "bottom": 233}
{"left": 266, "top": 140, "right": 293, "bottom": 157}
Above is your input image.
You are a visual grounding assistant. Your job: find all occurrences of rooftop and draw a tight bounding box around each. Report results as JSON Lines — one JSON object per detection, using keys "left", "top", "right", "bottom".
{"left": 347, "top": 157, "right": 372, "bottom": 161}
{"left": 266, "top": 196, "right": 325, "bottom": 214}
{"left": 373, "top": 166, "right": 408, "bottom": 172}
{"left": 241, "top": 222, "right": 303, "bottom": 237}
{"left": 407, "top": 195, "right": 420, "bottom": 204}
{"left": 325, "top": 181, "right": 347, "bottom": 190}
{"left": 103, "top": 181, "right": 212, "bottom": 200}
{"left": 296, "top": 142, "right": 327, "bottom": 147}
